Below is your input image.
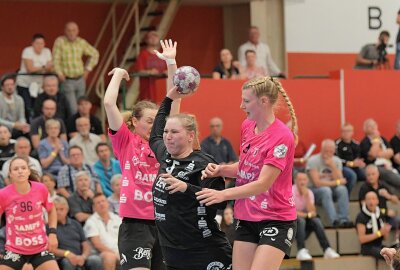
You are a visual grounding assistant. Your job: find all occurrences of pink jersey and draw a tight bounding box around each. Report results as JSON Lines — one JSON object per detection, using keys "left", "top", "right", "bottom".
{"left": 292, "top": 185, "right": 314, "bottom": 212}
{"left": 234, "top": 119, "right": 296, "bottom": 222}
{"left": 0, "top": 181, "right": 53, "bottom": 255}
{"left": 109, "top": 123, "right": 159, "bottom": 220}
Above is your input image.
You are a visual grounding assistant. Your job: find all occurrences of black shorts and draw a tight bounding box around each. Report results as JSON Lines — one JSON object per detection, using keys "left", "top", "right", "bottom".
{"left": 118, "top": 218, "right": 165, "bottom": 270}
{"left": 235, "top": 219, "right": 297, "bottom": 257}
{"left": 0, "top": 250, "right": 55, "bottom": 269}
{"left": 162, "top": 244, "right": 232, "bottom": 270}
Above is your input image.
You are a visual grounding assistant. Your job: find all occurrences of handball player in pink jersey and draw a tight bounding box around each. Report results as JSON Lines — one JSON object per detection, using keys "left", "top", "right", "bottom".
{"left": 0, "top": 157, "right": 59, "bottom": 270}
{"left": 197, "top": 77, "right": 298, "bottom": 270}
{"left": 104, "top": 39, "right": 180, "bottom": 270}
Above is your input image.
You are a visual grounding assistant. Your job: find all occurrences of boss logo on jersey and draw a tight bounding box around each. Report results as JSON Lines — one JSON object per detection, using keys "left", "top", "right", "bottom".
{"left": 260, "top": 227, "right": 279, "bottom": 237}
{"left": 207, "top": 261, "right": 225, "bottom": 270}
{"left": 15, "top": 235, "right": 44, "bottom": 247}
{"left": 134, "top": 190, "right": 152, "bottom": 202}
{"left": 133, "top": 247, "right": 152, "bottom": 260}
{"left": 273, "top": 144, "right": 288, "bottom": 158}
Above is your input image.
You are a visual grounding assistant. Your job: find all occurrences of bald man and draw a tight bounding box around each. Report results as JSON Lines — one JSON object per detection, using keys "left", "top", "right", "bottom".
{"left": 53, "top": 21, "right": 99, "bottom": 114}
{"left": 201, "top": 117, "right": 237, "bottom": 165}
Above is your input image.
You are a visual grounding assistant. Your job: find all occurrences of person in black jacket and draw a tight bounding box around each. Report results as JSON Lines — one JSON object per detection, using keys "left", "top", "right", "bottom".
{"left": 149, "top": 87, "right": 232, "bottom": 270}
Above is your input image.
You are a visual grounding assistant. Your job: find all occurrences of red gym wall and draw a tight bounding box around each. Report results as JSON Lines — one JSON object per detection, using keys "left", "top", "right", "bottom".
{"left": 0, "top": 1, "right": 223, "bottom": 75}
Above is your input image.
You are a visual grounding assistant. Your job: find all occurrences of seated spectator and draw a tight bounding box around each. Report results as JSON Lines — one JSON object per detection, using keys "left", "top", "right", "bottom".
{"left": 69, "top": 117, "right": 102, "bottom": 166}
{"left": 220, "top": 205, "right": 235, "bottom": 246}
{"left": 356, "top": 191, "right": 391, "bottom": 259}
{"left": 293, "top": 172, "right": 340, "bottom": 260}
{"left": 67, "top": 171, "right": 95, "bottom": 224}
{"left": 355, "top": 30, "right": 390, "bottom": 70}
{"left": 390, "top": 120, "right": 400, "bottom": 173}
{"left": 360, "top": 118, "right": 400, "bottom": 194}
{"left": 201, "top": 117, "right": 237, "bottom": 165}
{"left": 0, "top": 125, "right": 15, "bottom": 170}
{"left": 287, "top": 120, "right": 311, "bottom": 172}
{"left": 336, "top": 123, "right": 366, "bottom": 182}
{"left": 31, "top": 98, "right": 68, "bottom": 149}
{"left": 16, "top": 33, "right": 53, "bottom": 122}
{"left": 0, "top": 77, "right": 30, "bottom": 138}
{"left": 307, "top": 139, "right": 353, "bottom": 227}
{"left": 53, "top": 196, "right": 102, "bottom": 270}
{"left": 107, "top": 174, "right": 121, "bottom": 215}
{"left": 238, "top": 26, "right": 283, "bottom": 76}
{"left": 1, "top": 137, "right": 42, "bottom": 184}
{"left": 38, "top": 119, "right": 69, "bottom": 176}
{"left": 57, "top": 145, "right": 101, "bottom": 198}
{"left": 93, "top": 142, "right": 121, "bottom": 197}
{"left": 41, "top": 173, "right": 59, "bottom": 202}
{"left": 33, "top": 75, "right": 71, "bottom": 124}
{"left": 67, "top": 96, "right": 105, "bottom": 140}
{"left": 212, "top": 49, "right": 240, "bottom": 79}
{"left": 241, "top": 50, "right": 267, "bottom": 80}
{"left": 132, "top": 31, "right": 166, "bottom": 101}
{"left": 84, "top": 193, "right": 121, "bottom": 270}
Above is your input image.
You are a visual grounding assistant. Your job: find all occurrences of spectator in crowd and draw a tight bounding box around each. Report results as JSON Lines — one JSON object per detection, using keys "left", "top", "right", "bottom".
{"left": 69, "top": 117, "right": 102, "bottom": 166}
{"left": 390, "top": 120, "right": 400, "bottom": 173}
{"left": 57, "top": 145, "right": 101, "bottom": 198}
{"left": 356, "top": 191, "right": 391, "bottom": 259}
{"left": 396, "top": 10, "right": 400, "bottom": 70}
{"left": 33, "top": 76, "right": 71, "bottom": 124}
{"left": 53, "top": 196, "right": 102, "bottom": 270}
{"left": 107, "top": 174, "right": 121, "bottom": 215}
{"left": 67, "top": 96, "right": 105, "bottom": 140}
{"left": 84, "top": 193, "right": 121, "bottom": 270}
{"left": 0, "top": 77, "right": 30, "bottom": 138}
{"left": 360, "top": 118, "right": 400, "bottom": 194}
{"left": 133, "top": 31, "right": 167, "bottom": 101}
{"left": 293, "top": 172, "right": 340, "bottom": 260}
{"left": 53, "top": 21, "right": 99, "bottom": 114}
{"left": 1, "top": 137, "right": 42, "bottom": 184}
{"left": 287, "top": 120, "right": 311, "bottom": 172}
{"left": 38, "top": 119, "right": 69, "bottom": 176}
{"left": 220, "top": 205, "right": 235, "bottom": 246}
{"left": 212, "top": 49, "right": 240, "bottom": 79}
{"left": 16, "top": 33, "right": 53, "bottom": 122}
{"left": 31, "top": 98, "right": 68, "bottom": 150}
{"left": 336, "top": 122, "right": 366, "bottom": 182}
{"left": 238, "top": 26, "right": 283, "bottom": 77}
{"left": 0, "top": 125, "right": 15, "bottom": 170}
{"left": 355, "top": 30, "right": 390, "bottom": 70}
{"left": 241, "top": 50, "right": 267, "bottom": 80}
{"left": 307, "top": 139, "right": 353, "bottom": 227}
{"left": 93, "top": 142, "right": 121, "bottom": 197}
{"left": 201, "top": 117, "right": 237, "bottom": 164}
{"left": 42, "top": 173, "right": 59, "bottom": 202}
{"left": 67, "top": 171, "right": 95, "bottom": 224}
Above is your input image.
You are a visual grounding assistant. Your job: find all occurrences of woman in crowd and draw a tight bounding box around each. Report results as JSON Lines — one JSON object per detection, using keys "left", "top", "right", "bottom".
{"left": 212, "top": 48, "right": 240, "bottom": 79}
{"left": 0, "top": 157, "right": 58, "bottom": 270}
{"left": 104, "top": 39, "right": 180, "bottom": 270}
{"left": 149, "top": 85, "right": 232, "bottom": 270}
{"left": 197, "top": 76, "right": 297, "bottom": 270}
{"left": 220, "top": 206, "right": 235, "bottom": 246}
{"left": 38, "top": 119, "right": 69, "bottom": 176}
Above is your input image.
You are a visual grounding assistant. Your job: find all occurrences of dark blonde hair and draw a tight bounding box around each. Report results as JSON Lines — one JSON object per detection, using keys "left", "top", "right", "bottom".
{"left": 167, "top": 113, "right": 200, "bottom": 150}
{"left": 243, "top": 77, "right": 298, "bottom": 142}
{"left": 124, "top": 100, "right": 158, "bottom": 132}
{"left": 9, "top": 156, "right": 40, "bottom": 182}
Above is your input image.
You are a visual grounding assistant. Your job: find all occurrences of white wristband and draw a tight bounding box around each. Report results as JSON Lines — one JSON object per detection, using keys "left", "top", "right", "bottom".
{"left": 166, "top": 58, "right": 176, "bottom": 65}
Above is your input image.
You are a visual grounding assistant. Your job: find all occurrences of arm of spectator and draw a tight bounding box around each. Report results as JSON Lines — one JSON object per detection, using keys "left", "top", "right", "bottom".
{"left": 368, "top": 140, "right": 381, "bottom": 160}
{"left": 82, "top": 40, "right": 99, "bottom": 74}
{"left": 104, "top": 68, "right": 128, "bottom": 131}
{"left": 308, "top": 169, "right": 336, "bottom": 187}
{"left": 356, "top": 53, "right": 377, "bottom": 66}
{"left": 57, "top": 188, "right": 70, "bottom": 198}
{"left": 356, "top": 223, "right": 382, "bottom": 244}
{"left": 23, "top": 59, "right": 45, "bottom": 73}
{"left": 89, "top": 236, "right": 114, "bottom": 254}
{"left": 52, "top": 37, "right": 65, "bottom": 80}
{"left": 81, "top": 240, "right": 91, "bottom": 260}
{"left": 39, "top": 148, "right": 58, "bottom": 169}
{"left": 68, "top": 132, "right": 78, "bottom": 139}
{"left": 378, "top": 148, "right": 394, "bottom": 159}
{"left": 0, "top": 118, "right": 14, "bottom": 130}
{"left": 31, "top": 135, "right": 40, "bottom": 150}
{"left": 60, "top": 133, "right": 67, "bottom": 142}
{"left": 100, "top": 134, "right": 107, "bottom": 142}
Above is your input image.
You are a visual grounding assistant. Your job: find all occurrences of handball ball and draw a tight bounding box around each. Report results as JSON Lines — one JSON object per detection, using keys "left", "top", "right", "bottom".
{"left": 173, "top": 66, "right": 200, "bottom": 94}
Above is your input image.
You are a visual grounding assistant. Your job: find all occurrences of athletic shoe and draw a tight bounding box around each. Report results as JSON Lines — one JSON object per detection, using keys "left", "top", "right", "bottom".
{"left": 296, "top": 248, "right": 312, "bottom": 260}
{"left": 324, "top": 247, "right": 340, "bottom": 259}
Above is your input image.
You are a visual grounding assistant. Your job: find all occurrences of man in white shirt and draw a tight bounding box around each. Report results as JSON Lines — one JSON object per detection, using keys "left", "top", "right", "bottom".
{"left": 69, "top": 117, "right": 102, "bottom": 166}
{"left": 1, "top": 137, "right": 42, "bottom": 182}
{"left": 84, "top": 193, "right": 121, "bottom": 270}
{"left": 238, "top": 26, "right": 283, "bottom": 77}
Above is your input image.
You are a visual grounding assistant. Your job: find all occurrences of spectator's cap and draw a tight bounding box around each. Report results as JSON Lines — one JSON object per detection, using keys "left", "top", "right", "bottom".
{"left": 77, "top": 95, "right": 91, "bottom": 104}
